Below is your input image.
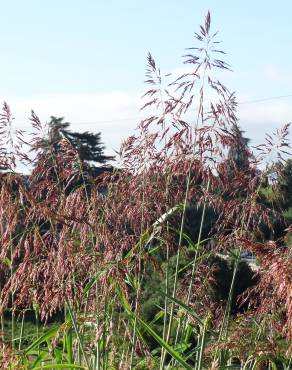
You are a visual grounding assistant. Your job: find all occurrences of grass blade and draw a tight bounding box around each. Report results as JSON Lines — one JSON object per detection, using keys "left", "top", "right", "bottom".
{"left": 24, "top": 325, "right": 59, "bottom": 354}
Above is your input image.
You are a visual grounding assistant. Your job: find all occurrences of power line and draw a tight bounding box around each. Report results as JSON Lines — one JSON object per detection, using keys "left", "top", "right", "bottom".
{"left": 13, "top": 92, "right": 292, "bottom": 126}
{"left": 69, "top": 93, "right": 292, "bottom": 125}
{"left": 239, "top": 93, "right": 292, "bottom": 105}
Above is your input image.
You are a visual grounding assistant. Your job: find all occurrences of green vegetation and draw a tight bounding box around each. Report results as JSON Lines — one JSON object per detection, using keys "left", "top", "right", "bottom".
{"left": 0, "top": 12, "right": 291, "bottom": 370}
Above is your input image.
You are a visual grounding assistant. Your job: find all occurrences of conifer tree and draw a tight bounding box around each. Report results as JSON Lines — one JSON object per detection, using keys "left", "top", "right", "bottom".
{"left": 39, "top": 116, "right": 114, "bottom": 171}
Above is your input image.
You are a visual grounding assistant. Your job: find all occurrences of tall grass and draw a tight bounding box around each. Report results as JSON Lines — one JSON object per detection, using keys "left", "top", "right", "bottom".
{"left": 0, "top": 12, "right": 290, "bottom": 370}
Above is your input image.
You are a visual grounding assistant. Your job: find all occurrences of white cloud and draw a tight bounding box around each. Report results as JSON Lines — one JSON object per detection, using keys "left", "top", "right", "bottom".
{"left": 238, "top": 99, "right": 292, "bottom": 147}
{"left": 0, "top": 89, "right": 290, "bottom": 173}
{"left": 262, "top": 65, "right": 292, "bottom": 85}
{"left": 0, "top": 91, "right": 143, "bottom": 156}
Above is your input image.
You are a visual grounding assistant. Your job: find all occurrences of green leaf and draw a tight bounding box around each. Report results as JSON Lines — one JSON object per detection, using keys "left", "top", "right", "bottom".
{"left": 136, "top": 315, "right": 193, "bottom": 370}
{"left": 65, "top": 328, "right": 74, "bottom": 364}
{"left": 184, "top": 323, "right": 193, "bottom": 344}
{"left": 33, "top": 364, "right": 86, "bottom": 369}
{"left": 119, "top": 289, "right": 133, "bottom": 315}
{"left": 174, "top": 251, "right": 210, "bottom": 277}
{"left": 83, "top": 269, "right": 108, "bottom": 295}
{"left": 139, "top": 310, "right": 164, "bottom": 336}
{"left": 29, "top": 350, "right": 50, "bottom": 369}
{"left": 24, "top": 325, "right": 59, "bottom": 354}
{"left": 164, "top": 294, "right": 204, "bottom": 328}
{"left": 173, "top": 341, "right": 191, "bottom": 354}
{"left": 53, "top": 348, "right": 63, "bottom": 364}
{"left": 117, "top": 287, "right": 192, "bottom": 369}
{"left": 3, "top": 257, "right": 11, "bottom": 266}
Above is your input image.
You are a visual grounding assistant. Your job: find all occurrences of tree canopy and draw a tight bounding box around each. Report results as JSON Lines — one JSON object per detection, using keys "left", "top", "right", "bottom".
{"left": 40, "top": 116, "right": 114, "bottom": 175}
{"left": 227, "top": 124, "right": 251, "bottom": 171}
{"left": 39, "top": 116, "right": 114, "bottom": 170}
{"left": 277, "top": 158, "right": 292, "bottom": 210}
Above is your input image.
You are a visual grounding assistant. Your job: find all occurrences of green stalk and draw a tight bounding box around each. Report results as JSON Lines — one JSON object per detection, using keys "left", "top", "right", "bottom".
{"left": 64, "top": 297, "right": 91, "bottom": 370}
{"left": 212, "top": 250, "right": 240, "bottom": 367}
{"left": 18, "top": 311, "right": 25, "bottom": 350}
{"left": 102, "top": 292, "right": 108, "bottom": 370}
{"left": 287, "top": 356, "right": 292, "bottom": 370}
{"left": 10, "top": 243, "right": 15, "bottom": 350}
{"left": 176, "top": 178, "right": 210, "bottom": 348}
{"left": 80, "top": 291, "right": 90, "bottom": 353}
{"left": 34, "top": 304, "right": 40, "bottom": 355}
{"left": 186, "top": 179, "right": 210, "bottom": 306}
{"left": 160, "top": 172, "right": 191, "bottom": 369}
{"left": 119, "top": 321, "right": 129, "bottom": 369}
{"left": 130, "top": 173, "right": 146, "bottom": 369}
{"left": 106, "top": 304, "right": 114, "bottom": 369}
{"left": 160, "top": 242, "right": 170, "bottom": 370}
{"left": 212, "top": 175, "right": 266, "bottom": 366}
{"left": 66, "top": 328, "right": 74, "bottom": 364}
{"left": 161, "top": 48, "right": 209, "bottom": 369}
{"left": 196, "top": 317, "right": 208, "bottom": 370}
{"left": 95, "top": 281, "right": 100, "bottom": 370}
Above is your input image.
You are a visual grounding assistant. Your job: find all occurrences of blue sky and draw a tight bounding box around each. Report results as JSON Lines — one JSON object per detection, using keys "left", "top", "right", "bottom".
{"left": 0, "top": 0, "right": 291, "bottom": 156}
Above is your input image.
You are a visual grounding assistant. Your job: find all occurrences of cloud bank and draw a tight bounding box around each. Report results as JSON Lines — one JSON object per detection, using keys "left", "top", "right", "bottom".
{"left": 1, "top": 90, "right": 291, "bottom": 165}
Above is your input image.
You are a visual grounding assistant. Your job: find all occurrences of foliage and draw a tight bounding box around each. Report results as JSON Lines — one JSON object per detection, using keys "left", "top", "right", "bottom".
{"left": 50, "top": 116, "right": 113, "bottom": 164}
{"left": 227, "top": 125, "right": 252, "bottom": 172}
{"left": 277, "top": 159, "right": 292, "bottom": 210}
{"left": 0, "top": 11, "right": 290, "bottom": 370}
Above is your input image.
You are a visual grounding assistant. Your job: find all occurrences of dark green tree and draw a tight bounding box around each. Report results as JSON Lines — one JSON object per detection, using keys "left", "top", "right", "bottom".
{"left": 65, "top": 131, "right": 113, "bottom": 166}
{"left": 45, "top": 116, "right": 115, "bottom": 168}
{"left": 220, "top": 124, "right": 255, "bottom": 200}
{"left": 33, "top": 116, "right": 115, "bottom": 194}
{"left": 277, "top": 158, "right": 292, "bottom": 210}
{"left": 227, "top": 124, "right": 251, "bottom": 171}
